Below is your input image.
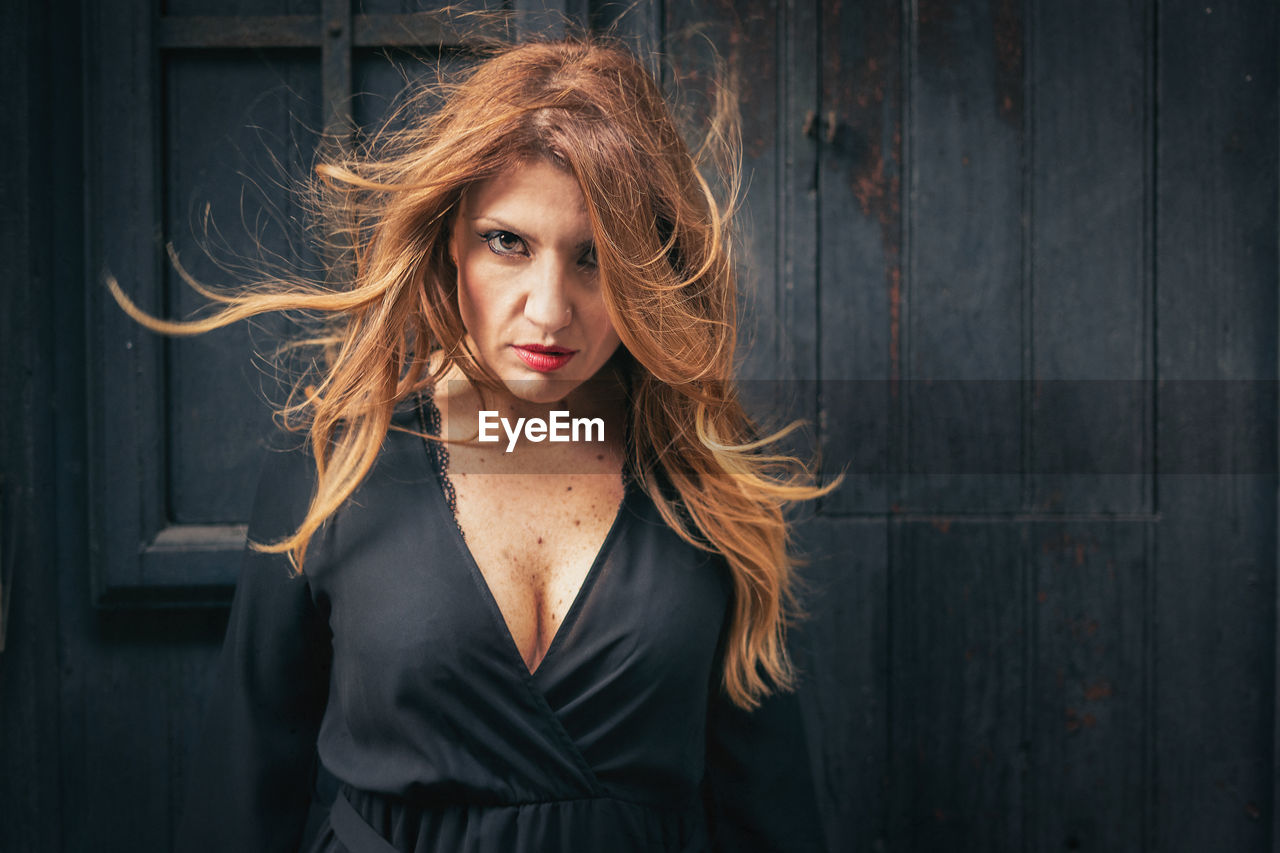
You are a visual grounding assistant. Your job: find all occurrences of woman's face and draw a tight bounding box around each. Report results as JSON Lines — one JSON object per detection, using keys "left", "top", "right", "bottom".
{"left": 449, "top": 158, "right": 622, "bottom": 407}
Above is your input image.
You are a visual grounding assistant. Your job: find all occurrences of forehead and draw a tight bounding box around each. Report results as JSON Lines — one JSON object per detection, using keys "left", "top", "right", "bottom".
{"left": 460, "top": 159, "right": 590, "bottom": 234}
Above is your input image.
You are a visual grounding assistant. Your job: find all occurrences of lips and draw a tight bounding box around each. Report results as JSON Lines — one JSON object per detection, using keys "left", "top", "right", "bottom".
{"left": 513, "top": 344, "right": 577, "bottom": 372}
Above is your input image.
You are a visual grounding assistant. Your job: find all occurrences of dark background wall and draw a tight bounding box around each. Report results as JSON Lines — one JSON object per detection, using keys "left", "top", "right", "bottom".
{"left": 1, "top": 0, "right": 1277, "bottom": 850}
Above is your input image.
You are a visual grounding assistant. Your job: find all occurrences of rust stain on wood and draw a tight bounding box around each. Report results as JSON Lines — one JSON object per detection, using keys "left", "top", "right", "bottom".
{"left": 1064, "top": 706, "right": 1097, "bottom": 732}
{"left": 672, "top": 5, "right": 778, "bottom": 162}
{"left": 824, "top": 0, "right": 903, "bottom": 381}
{"left": 992, "top": 0, "right": 1024, "bottom": 125}
{"left": 1083, "top": 680, "right": 1113, "bottom": 701}
{"left": 916, "top": 0, "right": 952, "bottom": 29}
{"left": 728, "top": 8, "right": 777, "bottom": 161}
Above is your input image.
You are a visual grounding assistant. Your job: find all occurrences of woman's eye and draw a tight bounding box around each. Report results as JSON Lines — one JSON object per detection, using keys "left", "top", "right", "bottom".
{"left": 579, "top": 245, "right": 598, "bottom": 269}
{"left": 482, "top": 230, "right": 526, "bottom": 256}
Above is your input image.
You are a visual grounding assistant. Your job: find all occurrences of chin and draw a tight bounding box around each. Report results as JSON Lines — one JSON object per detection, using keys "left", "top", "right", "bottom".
{"left": 500, "top": 375, "right": 586, "bottom": 405}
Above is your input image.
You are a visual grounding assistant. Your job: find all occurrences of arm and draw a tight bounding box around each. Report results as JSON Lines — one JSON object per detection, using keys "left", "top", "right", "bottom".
{"left": 176, "top": 442, "right": 334, "bottom": 852}
{"left": 702, "top": 667, "right": 828, "bottom": 852}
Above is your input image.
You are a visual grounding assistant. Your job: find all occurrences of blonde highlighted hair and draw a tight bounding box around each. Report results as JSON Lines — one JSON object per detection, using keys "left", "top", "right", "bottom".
{"left": 110, "top": 33, "right": 839, "bottom": 710}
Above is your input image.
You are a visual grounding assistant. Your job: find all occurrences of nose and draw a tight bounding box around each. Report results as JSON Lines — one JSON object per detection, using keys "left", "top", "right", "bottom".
{"left": 522, "top": 256, "right": 573, "bottom": 332}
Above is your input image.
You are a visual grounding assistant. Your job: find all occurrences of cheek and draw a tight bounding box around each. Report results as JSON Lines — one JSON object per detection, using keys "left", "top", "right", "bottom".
{"left": 455, "top": 256, "right": 505, "bottom": 334}
{"left": 585, "top": 299, "right": 621, "bottom": 349}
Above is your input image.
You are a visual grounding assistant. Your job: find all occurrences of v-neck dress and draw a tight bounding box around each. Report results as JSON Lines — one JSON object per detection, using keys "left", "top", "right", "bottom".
{"left": 176, "top": 398, "right": 826, "bottom": 852}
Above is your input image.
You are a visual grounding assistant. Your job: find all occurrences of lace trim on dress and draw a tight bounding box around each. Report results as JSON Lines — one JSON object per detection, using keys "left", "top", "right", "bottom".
{"left": 415, "top": 387, "right": 466, "bottom": 542}
{"left": 413, "top": 383, "right": 636, "bottom": 543}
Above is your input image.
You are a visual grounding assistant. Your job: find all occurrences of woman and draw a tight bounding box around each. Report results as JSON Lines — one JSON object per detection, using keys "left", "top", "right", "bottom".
{"left": 114, "top": 34, "right": 835, "bottom": 852}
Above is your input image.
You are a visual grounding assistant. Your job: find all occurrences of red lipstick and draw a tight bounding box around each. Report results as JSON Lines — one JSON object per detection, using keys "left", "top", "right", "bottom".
{"left": 513, "top": 344, "right": 576, "bottom": 372}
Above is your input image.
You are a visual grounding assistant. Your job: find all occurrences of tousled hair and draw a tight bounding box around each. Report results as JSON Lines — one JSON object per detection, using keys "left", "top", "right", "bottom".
{"left": 110, "top": 33, "right": 838, "bottom": 710}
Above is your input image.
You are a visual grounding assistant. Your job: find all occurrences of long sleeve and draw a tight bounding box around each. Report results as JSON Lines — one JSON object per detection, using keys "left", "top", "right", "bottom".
{"left": 176, "top": 442, "right": 334, "bottom": 852}
{"left": 701, "top": 671, "right": 828, "bottom": 852}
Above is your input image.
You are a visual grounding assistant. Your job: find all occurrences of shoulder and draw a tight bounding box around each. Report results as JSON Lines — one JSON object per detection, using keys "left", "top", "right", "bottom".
{"left": 245, "top": 399, "right": 431, "bottom": 554}
{"left": 255, "top": 396, "right": 425, "bottom": 515}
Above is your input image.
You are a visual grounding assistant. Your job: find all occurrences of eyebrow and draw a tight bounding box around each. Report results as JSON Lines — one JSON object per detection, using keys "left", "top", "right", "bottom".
{"left": 470, "top": 215, "right": 594, "bottom": 252}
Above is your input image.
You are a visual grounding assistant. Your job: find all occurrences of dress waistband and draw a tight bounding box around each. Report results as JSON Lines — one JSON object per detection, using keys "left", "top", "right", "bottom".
{"left": 326, "top": 784, "right": 711, "bottom": 852}
{"left": 330, "top": 787, "right": 399, "bottom": 853}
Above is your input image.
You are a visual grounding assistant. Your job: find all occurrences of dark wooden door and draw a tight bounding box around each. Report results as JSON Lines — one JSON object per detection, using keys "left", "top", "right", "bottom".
{"left": 1, "top": 0, "right": 1277, "bottom": 851}
{"left": 672, "top": 1, "right": 1278, "bottom": 851}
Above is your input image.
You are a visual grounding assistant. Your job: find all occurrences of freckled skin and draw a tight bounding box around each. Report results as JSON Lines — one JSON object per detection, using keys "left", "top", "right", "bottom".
{"left": 447, "top": 466, "right": 624, "bottom": 674}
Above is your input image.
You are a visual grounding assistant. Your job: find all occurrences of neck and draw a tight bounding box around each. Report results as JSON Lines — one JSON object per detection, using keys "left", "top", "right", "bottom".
{"left": 428, "top": 353, "right": 630, "bottom": 455}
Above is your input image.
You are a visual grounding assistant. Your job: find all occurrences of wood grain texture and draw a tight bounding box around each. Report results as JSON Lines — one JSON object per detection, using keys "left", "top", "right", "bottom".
{"left": 664, "top": 0, "right": 817, "bottom": 386}
{"left": 0, "top": 0, "right": 62, "bottom": 849}
{"left": 322, "top": 0, "right": 353, "bottom": 140}
{"left": 1154, "top": 2, "right": 1278, "bottom": 850}
{"left": 166, "top": 0, "right": 321, "bottom": 14}
{"left": 889, "top": 519, "right": 1025, "bottom": 851}
{"left": 905, "top": 0, "right": 1025, "bottom": 513}
{"left": 87, "top": 0, "right": 165, "bottom": 601}
{"left": 164, "top": 52, "right": 319, "bottom": 525}
{"left": 2, "top": 0, "right": 1277, "bottom": 850}
{"left": 818, "top": 0, "right": 902, "bottom": 515}
{"left": 1028, "top": 0, "right": 1150, "bottom": 514}
{"left": 1029, "top": 521, "right": 1147, "bottom": 852}
{"left": 661, "top": 1, "right": 821, "bottom": 480}
{"left": 795, "top": 517, "right": 890, "bottom": 853}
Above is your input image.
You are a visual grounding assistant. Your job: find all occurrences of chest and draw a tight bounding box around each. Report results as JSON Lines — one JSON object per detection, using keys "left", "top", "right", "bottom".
{"left": 446, "top": 445, "right": 627, "bottom": 674}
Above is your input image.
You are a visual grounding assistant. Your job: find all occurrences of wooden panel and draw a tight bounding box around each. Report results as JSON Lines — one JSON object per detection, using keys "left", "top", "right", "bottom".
{"left": 91, "top": 0, "right": 501, "bottom": 604}
{"left": 166, "top": 0, "right": 321, "bottom": 14}
{"left": 771, "top": 0, "right": 818, "bottom": 389}
{"left": 160, "top": 15, "right": 322, "bottom": 48}
{"left": 356, "top": 0, "right": 493, "bottom": 13}
{"left": 164, "top": 52, "right": 320, "bottom": 524}
{"left": 58, "top": 605, "right": 227, "bottom": 851}
{"left": 168, "top": 620, "right": 229, "bottom": 849}
{"left": 889, "top": 520, "right": 1024, "bottom": 851}
{"left": 323, "top": 0, "right": 353, "bottom": 139}
{"left": 89, "top": 27, "right": 326, "bottom": 601}
{"left": 599, "top": 0, "right": 662, "bottom": 61}
{"left": 86, "top": 0, "right": 169, "bottom": 603}
{"left": 353, "top": 11, "right": 504, "bottom": 45}
{"left": 0, "top": 0, "right": 63, "bottom": 848}
{"left": 818, "top": 0, "right": 902, "bottom": 515}
{"left": 1154, "top": 1, "right": 1278, "bottom": 850}
{"left": 796, "top": 517, "right": 889, "bottom": 853}
{"left": 1029, "top": 521, "right": 1147, "bottom": 852}
{"left": 158, "top": 14, "right": 495, "bottom": 49}
{"left": 663, "top": 2, "right": 819, "bottom": 470}
{"left": 352, "top": 46, "right": 471, "bottom": 132}
{"left": 25, "top": 1, "right": 1277, "bottom": 851}
{"left": 905, "top": 0, "right": 1025, "bottom": 513}
{"left": 1028, "top": 0, "right": 1149, "bottom": 514}
{"left": 666, "top": 1, "right": 816, "bottom": 385}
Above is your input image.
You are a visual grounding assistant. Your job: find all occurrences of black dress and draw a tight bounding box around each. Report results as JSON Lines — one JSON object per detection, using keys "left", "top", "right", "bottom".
{"left": 176, "top": 394, "right": 826, "bottom": 852}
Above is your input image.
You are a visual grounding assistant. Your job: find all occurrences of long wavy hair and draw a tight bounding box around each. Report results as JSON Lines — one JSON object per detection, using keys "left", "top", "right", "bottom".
{"left": 110, "top": 34, "right": 838, "bottom": 710}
